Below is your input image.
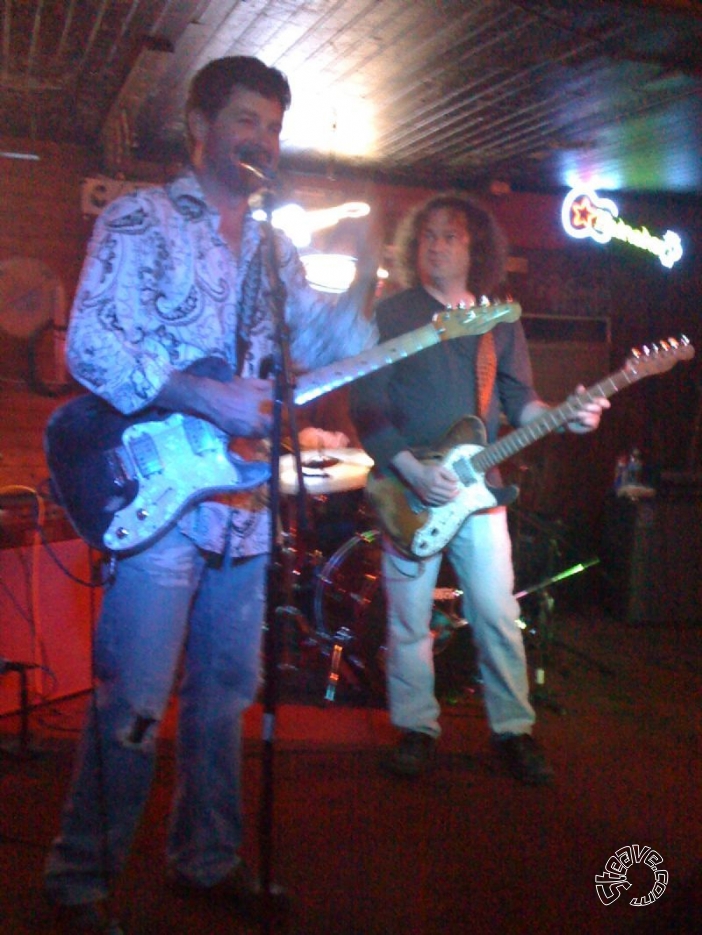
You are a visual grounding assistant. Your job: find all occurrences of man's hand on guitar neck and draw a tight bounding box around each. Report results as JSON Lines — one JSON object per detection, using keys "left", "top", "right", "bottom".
{"left": 392, "top": 450, "right": 460, "bottom": 507}
{"left": 521, "top": 385, "right": 610, "bottom": 435}
{"left": 155, "top": 371, "right": 274, "bottom": 438}
{"left": 565, "top": 384, "right": 610, "bottom": 433}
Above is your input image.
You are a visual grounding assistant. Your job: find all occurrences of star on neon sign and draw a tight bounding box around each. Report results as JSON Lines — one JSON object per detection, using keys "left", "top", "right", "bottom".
{"left": 562, "top": 189, "right": 683, "bottom": 268}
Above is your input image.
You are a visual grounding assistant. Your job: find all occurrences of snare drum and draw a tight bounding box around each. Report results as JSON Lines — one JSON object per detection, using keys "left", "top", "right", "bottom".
{"left": 279, "top": 448, "right": 374, "bottom": 556}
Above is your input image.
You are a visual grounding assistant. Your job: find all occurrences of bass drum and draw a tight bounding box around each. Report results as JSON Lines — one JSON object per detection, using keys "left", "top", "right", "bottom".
{"left": 314, "top": 530, "right": 477, "bottom": 700}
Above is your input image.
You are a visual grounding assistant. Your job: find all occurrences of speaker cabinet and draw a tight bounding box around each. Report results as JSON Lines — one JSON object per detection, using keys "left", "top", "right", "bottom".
{"left": 601, "top": 484, "right": 702, "bottom": 623}
{"left": 0, "top": 538, "right": 96, "bottom": 714}
{"left": 523, "top": 316, "right": 611, "bottom": 403}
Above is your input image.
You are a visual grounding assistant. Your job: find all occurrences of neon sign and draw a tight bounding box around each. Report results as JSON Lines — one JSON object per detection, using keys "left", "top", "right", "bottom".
{"left": 561, "top": 189, "right": 683, "bottom": 269}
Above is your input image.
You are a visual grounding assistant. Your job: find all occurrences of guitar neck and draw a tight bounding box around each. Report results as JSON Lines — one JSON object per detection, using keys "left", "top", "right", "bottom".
{"left": 471, "top": 366, "right": 637, "bottom": 473}
{"left": 293, "top": 322, "right": 443, "bottom": 405}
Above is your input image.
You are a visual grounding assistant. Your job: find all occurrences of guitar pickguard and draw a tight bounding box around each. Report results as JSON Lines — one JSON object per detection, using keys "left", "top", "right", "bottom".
{"left": 101, "top": 413, "right": 269, "bottom": 552}
{"left": 410, "top": 444, "right": 501, "bottom": 557}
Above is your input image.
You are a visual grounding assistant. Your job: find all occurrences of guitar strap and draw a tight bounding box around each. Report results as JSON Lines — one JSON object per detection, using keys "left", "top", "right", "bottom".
{"left": 476, "top": 330, "right": 497, "bottom": 419}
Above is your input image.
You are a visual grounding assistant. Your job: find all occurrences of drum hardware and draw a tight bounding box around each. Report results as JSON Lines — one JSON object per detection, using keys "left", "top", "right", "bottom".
{"left": 322, "top": 626, "right": 367, "bottom": 703}
{"left": 279, "top": 447, "right": 373, "bottom": 497}
{"left": 431, "top": 587, "right": 468, "bottom": 651}
{"left": 324, "top": 630, "right": 347, "bottom": 702}
{"left": 280, "top": 446, "right": 374, "bottom": 581}
{"left": 298, "top": 453, "right": 340, "bottom": 471}
{"left": 277, "top": 444, "right": 477, "bottom": 703}
{"left": 313, "top": 530, "right": 472, "bottom": 703}
{"left": 274, "top": 447, "right": 377, "bottom": 697}
{"left": 271, "top": 530, "right": 316, "bottom": 675}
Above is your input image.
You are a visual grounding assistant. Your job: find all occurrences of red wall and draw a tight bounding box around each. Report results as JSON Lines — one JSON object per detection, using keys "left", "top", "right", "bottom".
{"left": 1, "top": 145, "right": 701, "bottom": 710}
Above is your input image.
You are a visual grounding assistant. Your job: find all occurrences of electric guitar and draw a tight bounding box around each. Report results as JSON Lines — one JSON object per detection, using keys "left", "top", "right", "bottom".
{"left": 367, "top": 336, "right": 695, "bottom": 559}
{"left": 45, "top": 301, "right": 520, "bottom": 554}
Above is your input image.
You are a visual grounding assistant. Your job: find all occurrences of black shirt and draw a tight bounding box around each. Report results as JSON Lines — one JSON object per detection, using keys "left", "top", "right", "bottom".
{"left": 349, "top": 286, "right": 538, "bottom": 474}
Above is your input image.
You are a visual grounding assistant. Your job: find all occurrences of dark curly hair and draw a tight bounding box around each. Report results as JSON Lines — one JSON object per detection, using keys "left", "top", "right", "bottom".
{"left": 393, "top": 192, "right": 508, "bottom": 298}
{"left": 186, "top": 56, "right": 291, "bottom": 147}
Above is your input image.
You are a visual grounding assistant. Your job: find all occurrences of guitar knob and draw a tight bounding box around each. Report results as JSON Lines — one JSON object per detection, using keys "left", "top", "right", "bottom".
{"left": 136, "top": 508, "right": 149, "bottom": 520}
{"left": 115, "top": 528, "right": 129, "bottom": 540}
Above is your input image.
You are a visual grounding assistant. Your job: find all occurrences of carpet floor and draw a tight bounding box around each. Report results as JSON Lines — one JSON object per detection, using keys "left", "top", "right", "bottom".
{"left": 1, "top": 607, "right": 700, "bottom": 935}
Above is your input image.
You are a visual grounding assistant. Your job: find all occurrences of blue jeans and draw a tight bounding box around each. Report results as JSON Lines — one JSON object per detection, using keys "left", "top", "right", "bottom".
{"left": 44, "top": 526, "right": 268, "bottom": 905}
{"left": 382, "top": 506, "right": 535, "bottom": 738}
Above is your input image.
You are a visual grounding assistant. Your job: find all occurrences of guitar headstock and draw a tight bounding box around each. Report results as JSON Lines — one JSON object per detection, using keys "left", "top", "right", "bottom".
{"left": 625, "top": 335, "right": 695, "bottom": 377}
{"left": 432, "top": 301, "right": 522, "bottom": 340}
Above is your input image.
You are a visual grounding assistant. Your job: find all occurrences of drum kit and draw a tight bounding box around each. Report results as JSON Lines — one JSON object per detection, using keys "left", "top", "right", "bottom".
{"left": 276, "top": 447, "right": 469, "bottom": 703}
{"left": 276, "top": 446, "right": 602, "bottom": 707}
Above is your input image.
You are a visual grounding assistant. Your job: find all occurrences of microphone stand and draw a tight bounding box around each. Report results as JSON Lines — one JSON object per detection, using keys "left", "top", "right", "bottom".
{"left": 0, "top": 660, "right": 40, "bottom": 758}
{"left": 254, "top": 183, "right": 307, "bottom": 927}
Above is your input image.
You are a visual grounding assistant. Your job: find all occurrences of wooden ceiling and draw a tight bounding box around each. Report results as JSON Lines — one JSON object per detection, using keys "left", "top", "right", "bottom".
{"left": 2, "top": 0, "right": 702, "bottom": 195}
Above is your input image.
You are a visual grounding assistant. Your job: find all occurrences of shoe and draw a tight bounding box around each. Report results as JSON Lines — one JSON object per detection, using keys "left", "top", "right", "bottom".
{"left": 381, "top": 730, "right": 436, "bottom": 778}
{"left": 49, "top": 900, "right": 124, "bottom": 933}
{"left": 167, "top": 861, "right": 290, "bottom": 920}
{"left": 492, "top": 733, "right": 554, "bottom": 785}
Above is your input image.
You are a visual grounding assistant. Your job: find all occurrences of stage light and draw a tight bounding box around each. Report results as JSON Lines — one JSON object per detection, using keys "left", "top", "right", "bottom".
{"left": 300, "top": 253, "right": 358, "bottom": 293}
{"left": 250, "top": 199, "right": 375, "bottom": 291}
{"left": 282, "top": 86, "right": 376, "bottom": 158}
{"left": 0, "top": 150, "right": 40, "bottom": 161}
{"left": 251, "top": 202, "right": 312, "bottom": 247}
{"left": 251, "top": 200, "right": 372, "bottom": 251}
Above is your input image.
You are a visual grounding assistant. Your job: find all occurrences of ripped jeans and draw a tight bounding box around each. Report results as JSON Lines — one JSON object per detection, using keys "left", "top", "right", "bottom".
{"left": 44, "top": 525, "right": 268, "bottom": 905}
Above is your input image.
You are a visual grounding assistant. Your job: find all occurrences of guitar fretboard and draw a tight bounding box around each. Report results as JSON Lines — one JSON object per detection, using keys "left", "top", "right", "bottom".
{"left": 472, "top": 366, "right": 645, "bottom": 474}
{"left": 294, "top": 323, "right": 443, "bottom": 405}
{"left": 293, "top": 301, "right": 521, "bottom": 406}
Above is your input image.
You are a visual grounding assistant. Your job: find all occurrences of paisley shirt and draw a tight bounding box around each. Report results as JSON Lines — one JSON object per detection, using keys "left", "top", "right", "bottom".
{"left": 66, "top": 172, "right": 377, "bottom": 557}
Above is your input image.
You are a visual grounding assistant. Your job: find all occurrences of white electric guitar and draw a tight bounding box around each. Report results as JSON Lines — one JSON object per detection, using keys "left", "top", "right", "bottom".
{"left": 367, "top": 337, "right": 695, "bottom": 559}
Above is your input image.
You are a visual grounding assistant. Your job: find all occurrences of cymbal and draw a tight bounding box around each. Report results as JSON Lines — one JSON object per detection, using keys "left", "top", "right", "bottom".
{"left": 280, "top": 448, "right": 374, "bottom": 495}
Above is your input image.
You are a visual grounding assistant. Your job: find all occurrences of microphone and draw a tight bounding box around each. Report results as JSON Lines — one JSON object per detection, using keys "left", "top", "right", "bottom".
{"left": 236, "top": 149, "right": 277, "bottom": 215}
{"left": 242, "top": 167, "right": 274, "bottom": 208}
{"left": 238, "top": 160, "right": 275, "bottom": 187}
{"left": 0, "top": 658, "right": 39, "bottom": 674}
{"left": 236, "top": 146, "right": 277, "bottom": 188}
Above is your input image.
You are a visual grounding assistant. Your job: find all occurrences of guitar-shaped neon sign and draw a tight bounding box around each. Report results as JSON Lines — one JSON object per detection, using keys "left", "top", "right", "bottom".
{"left": 561, "top": 189, "right": 683, "bottom": 269}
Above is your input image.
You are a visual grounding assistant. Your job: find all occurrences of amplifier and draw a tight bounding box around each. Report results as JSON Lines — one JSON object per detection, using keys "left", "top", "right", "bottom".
{"left": 601, "top": 488, "right": 702, "bottom": 624}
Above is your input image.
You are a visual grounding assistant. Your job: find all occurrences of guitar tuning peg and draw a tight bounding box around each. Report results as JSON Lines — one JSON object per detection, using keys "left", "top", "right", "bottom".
{"left": 478, "top": 295, "right": 490, "bottom": 306}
